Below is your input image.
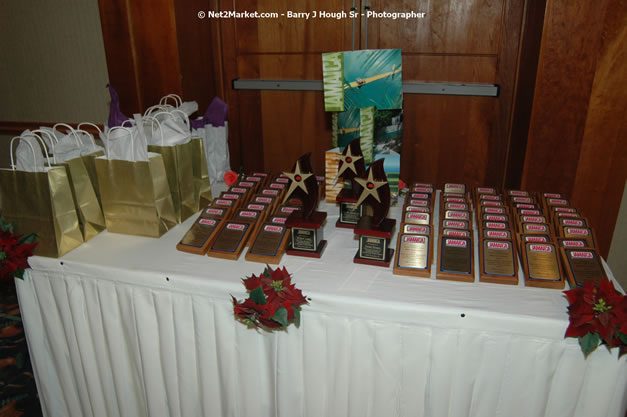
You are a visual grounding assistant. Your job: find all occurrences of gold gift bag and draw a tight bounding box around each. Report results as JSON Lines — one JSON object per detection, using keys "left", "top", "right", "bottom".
{"left": 146, "top": 112, "right": 211, "bottom": 223}
{"left": 0, "top": 137, "right": 83, "bottom": 257}
{"left": 95, "top": 153, "right": 177, "bottom": 238}
{"left": 48, "top": 127, "right": 106, "bottom": 241}
{"left": 147, "top": 142, "right": 196, "bottom": 223}
{"left": 190, "top": 136, "right": 213, "bottom": 209}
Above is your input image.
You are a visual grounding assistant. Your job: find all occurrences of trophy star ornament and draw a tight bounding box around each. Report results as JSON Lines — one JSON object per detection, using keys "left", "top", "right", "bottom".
{"left": 335, "top": 146, "right": 364, "bottom": 181}
{"left": 355, "top": 169, "right": 386, "bottom": 206}
{"left": 282, "top": 160, "right": 313, "bottom": 203}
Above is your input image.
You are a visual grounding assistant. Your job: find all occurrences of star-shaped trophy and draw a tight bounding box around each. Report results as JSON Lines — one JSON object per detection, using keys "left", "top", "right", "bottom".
{"left": 283, "top": 153, "right": 327, "bottom": 258}
{"left": 353, "top": 158, "right": 396, "bottom": 266}
{"left": 335, "top": 138, "right": 367, "bottom": 228}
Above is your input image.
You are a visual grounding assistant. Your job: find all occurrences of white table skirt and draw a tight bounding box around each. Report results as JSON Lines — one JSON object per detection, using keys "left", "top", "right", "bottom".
{"left": 16, "top": 198, "right": 627, "bottom": 417}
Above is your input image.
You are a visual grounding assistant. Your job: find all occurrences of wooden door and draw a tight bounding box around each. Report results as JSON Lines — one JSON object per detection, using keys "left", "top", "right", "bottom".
{"left": 218, "top": 0, "right": 525, "bottom": 186}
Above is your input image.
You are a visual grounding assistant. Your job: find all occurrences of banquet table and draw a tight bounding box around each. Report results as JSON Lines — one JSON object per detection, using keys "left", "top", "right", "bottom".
{"left": 16, "top": 195, "right": 627, "bottom": 417}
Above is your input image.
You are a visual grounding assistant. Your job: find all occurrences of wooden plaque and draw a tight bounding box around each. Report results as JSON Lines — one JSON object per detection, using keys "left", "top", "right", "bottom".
{"left": 404, "top": 212, "right": 431, "bottom": 225}
{"left": 436, "top": 236, "right": 474, "bottom": 282}
{"left": 521, "top": 242, "right": 564, "bottom": 288}
{"left": 176, "top": 217, "right": 221, "bottom": 255}
{"left": 403, "top": 224, "right": 432, "bottom": 235}
{"left": 442, "top": 228, "right": 472, "bottom": 238}
{"left": 200, "top": 206, "right": 229, "bottom": 221}
{"left": 483, "top": 229, "right": 512, "bottom": 240}
{"left": 479, "top": 239, "right": 518, "bottom": 285}
{"left": 393, "top": 233, "right": 432, "bottom": 278}
{"left": 207, "top": 221, "right": 252, "bottom": 260}
{"left": 245, "top": 223, "right": 290, "bottom": 264}
{"left": 559, "top": 248, "right": 606, "bottom": 287}
{"left": 562, "top": 226, "right": 596, "bottom": 248}
{"left": 444, "top": 183, "right": 466, "bottom": 194}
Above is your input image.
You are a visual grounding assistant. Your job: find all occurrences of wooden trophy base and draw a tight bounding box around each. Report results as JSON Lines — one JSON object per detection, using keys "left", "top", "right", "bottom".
{"left": 285, "top": 210, "right": 327, "bottom": 259}
{"left": 354, "top": 248, "right": 394, "bottom": 267}
{"left": 335, "top": 189, "right": 361, "bottom": 229}
{"left": 286, "top": 240, "right": 327, "bottom": 258}
{"left": 353, "top": 216, "right": 396, "bottom": 267}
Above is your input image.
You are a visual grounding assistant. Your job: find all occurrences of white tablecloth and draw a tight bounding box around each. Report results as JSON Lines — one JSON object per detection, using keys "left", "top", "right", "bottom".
{"left": 16, "top": 197, "right": 627, "bottom": 417}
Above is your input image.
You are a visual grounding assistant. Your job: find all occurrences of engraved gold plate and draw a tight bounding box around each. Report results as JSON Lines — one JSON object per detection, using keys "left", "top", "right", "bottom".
{"left": 482, "top": 240, "right": 515, "bottom": 276}
{"left": 563, "top": 249, "right": 605, "bottom": 286}
{"left": 397, "top": 234, "right": 429, "bottom": 269}
{"left": 248, "top": 224, "right": 287, "bottom": 257}
{"left": 524, "top": 243, "right": 561, "bottom": 281}
{"left": 442, "top": 228, "right": 471, "bottom": 237}
{"left": 440, "top": 238, "right": 472, "bottom": 274}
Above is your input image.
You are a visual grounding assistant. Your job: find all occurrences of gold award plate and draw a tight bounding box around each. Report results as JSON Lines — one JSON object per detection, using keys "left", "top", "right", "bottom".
{"left": 482, "top": 240, "right": 515, "bottom": 277}
{"left": 397, "top": 234, "right": 429, "bottom": 270}
{"left": 524, "top": 243, "right": 561, "bottom": 282}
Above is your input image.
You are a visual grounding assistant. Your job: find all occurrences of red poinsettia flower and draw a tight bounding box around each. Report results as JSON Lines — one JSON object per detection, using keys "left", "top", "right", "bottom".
{"left": 224, "top": 170, "right": 239, "bottom": 186}
{"left": 0, "top": 228, "right": 37, "bottom": 281}
{"left": 564, "top": 277, "right": 627, "bottom": 349}
{"left": 232, "top": 266, "right": 308, "bottom": 330}
{"left": 398, "top": 179, "right": 407, "bottom": 191}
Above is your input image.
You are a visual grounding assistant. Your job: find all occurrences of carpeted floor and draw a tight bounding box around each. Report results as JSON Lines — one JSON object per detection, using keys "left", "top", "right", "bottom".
{"left": 0, "top": 283, "right": 42, "bottom": 417}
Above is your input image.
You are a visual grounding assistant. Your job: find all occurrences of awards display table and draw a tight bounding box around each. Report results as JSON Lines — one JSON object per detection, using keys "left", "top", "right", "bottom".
{"left": 16, "top": 198, "right": 627, "bottom": 417}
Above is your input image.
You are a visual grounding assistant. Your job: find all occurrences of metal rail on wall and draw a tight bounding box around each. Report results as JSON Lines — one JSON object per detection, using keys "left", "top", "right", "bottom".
{"left": 231, "top": 79, "right": 499, "bottom": 97}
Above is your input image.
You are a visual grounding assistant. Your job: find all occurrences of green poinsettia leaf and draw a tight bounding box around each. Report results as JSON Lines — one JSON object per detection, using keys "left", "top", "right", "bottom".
{"left": 0, "top": 251, "right": 5, "bottom": 261}
{"left": 18, "top": 233, "right": 38, "bottom": 244}
{"left": 272, "top": 306, "right": 288, "bottom": 327}
{"left": 579, "top": 332, "right": 601, "bottom": 357}
{"left": 249, "top": 286, "right": 267, "bottom": 305}
{"left": 0, "top": 218, "right": 13, "bottom": 233}
{"left": 14, "top": 268, "right": 25, "bottom": 280}
{"left": 617, "top": 332, "right": 627, "bottom": 345}
{"left": 294, "top": 306, "right": 301, "bottom": 327}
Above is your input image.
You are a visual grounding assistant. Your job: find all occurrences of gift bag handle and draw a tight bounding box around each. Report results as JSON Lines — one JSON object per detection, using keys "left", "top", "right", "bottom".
{"left": 30, "top": 128, "right": 59, "bottom": 159}
{"left": 10, "top": 133, "right": 53, "bottom": 170}
{"left": 144, "top": 104, "right": 170, "bottom": 117}
{"left": 142, "top": 116, "right": 165, "bottom": 146}
{"left": 159, "top": 94, "right": 182, "bottom": 107}
{"left": 152, "top": 110, "right": 191, "bottom": 134}
{"left": 53, "top": 123, "right": 84, "bottom": 152}
{"left": 74, "top": 129, "right": 97, "bottom": 146}
{"left": 77, "top": 122, "right": 104, "bottom": 136}
{"left": 106, "top": 126, "right": 135, "bottom": 161}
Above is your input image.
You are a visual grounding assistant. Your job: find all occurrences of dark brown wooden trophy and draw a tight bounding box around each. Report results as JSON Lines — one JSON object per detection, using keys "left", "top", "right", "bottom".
{"left": 284, "top": 153, "right": 327, "bottom": 258}
{"left": 353, "top": 159, "right": 396, "bottom": 266}
{"left": 335, "top": 138, "right": 367, "bottom": 228}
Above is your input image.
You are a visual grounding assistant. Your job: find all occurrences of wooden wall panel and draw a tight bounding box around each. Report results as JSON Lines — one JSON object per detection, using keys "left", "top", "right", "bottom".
{"left": 99, "top": 0, "right": 183, "bottom": 114}
{"left": 363, "top": 0, "right": 524, "bottom": 189}
{"left": 365, "top": 0, "right": 503, "bottom": 54}
{"left": 504, "top": 0, "right": 547, "bottom": 188}
{"left": 571, "top": 0, "right": 627, "bottom": 257}
{"left": 223, "top": 0, "right": 353, "bottom": 173}
{"left": 173, "top": 0, "right": 221, "bottom": 111}
{"left": 521, "top": 0, "right": 608, "bottom": 194}
{"left": 403, "top": 96, "right": 497, "bottom": 187}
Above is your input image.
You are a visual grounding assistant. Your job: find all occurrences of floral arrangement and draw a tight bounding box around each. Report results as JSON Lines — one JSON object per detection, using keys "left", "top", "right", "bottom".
{"left": 0, "top": 218, "right": 37, "bottom": 281}
{"left": 232, "top": 266, "right": 308, "bottom": 330}
{"left": 564, "top": 277, "right": 627, "bottom": 357}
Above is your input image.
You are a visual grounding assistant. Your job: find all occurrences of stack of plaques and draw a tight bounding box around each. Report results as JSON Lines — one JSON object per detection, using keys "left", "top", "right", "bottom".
{"left": 436, "top": 183, "right": 475, "bottom": 282}
{"left": 244, "top": 174, "right": 293, "bottom": 264}
{"left": 475, "top": 187, "right": 518, "bottom": 285}
{"left": 507, "top": 189, "right": 565, "bottom": 288}
{"left": 393, "top": 183, "right": 435, "bottom": 277}
{"left": 176, "top": 172, "right": 290, "bottom": 263}
{"left": 541, "top": 193, "right": 605, "bottom": 287}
